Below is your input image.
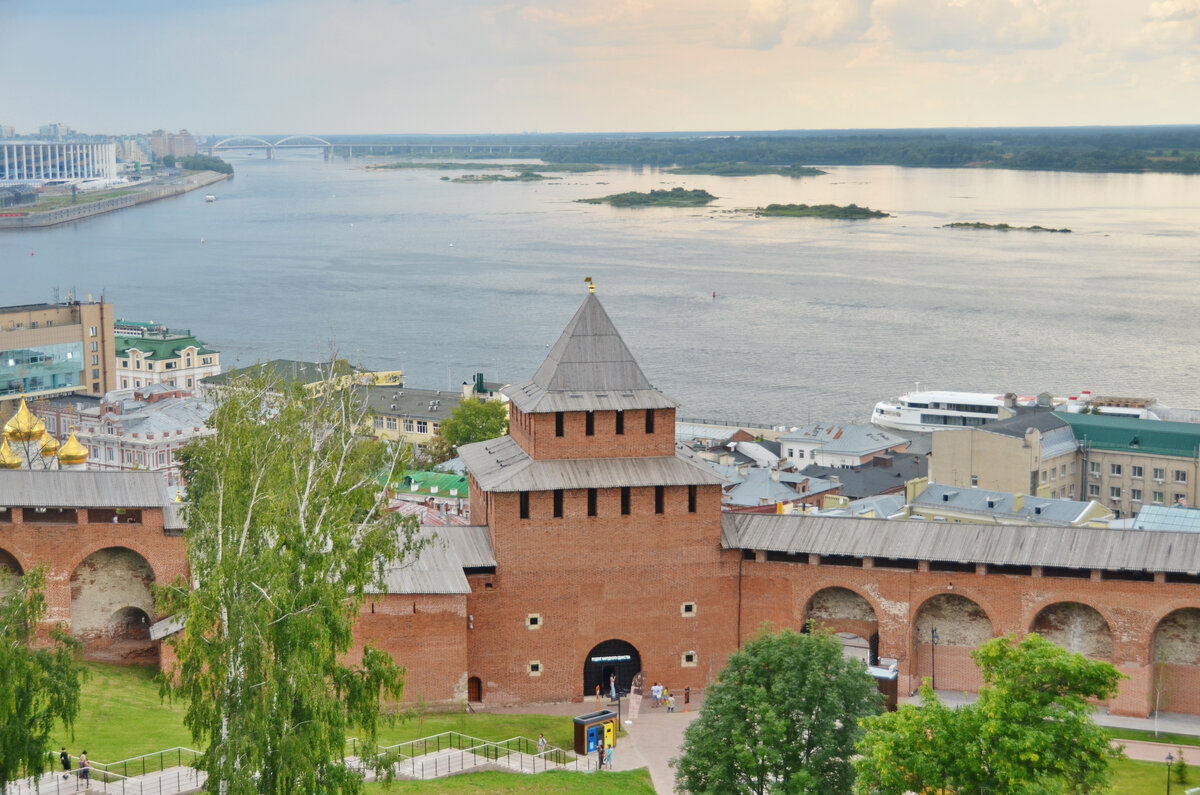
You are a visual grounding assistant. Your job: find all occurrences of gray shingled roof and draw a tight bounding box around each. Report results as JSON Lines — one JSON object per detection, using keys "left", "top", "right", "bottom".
{"left": 459, "top": 435, "right": 725, "bottom": 492}
{"left": 0, "top": 471, "right": 168, "bottom": 507}
{"left": 913, "top": 483, "right": 1101, "bottom": 526}
{"left": 981, "top": 412, "right": 1070, "bottom": 438}
{"left": 723, "top": 513, "right": 1200, "bottom": 573}
{"left": 370, "top": 525, "right": 496, "bottom": 595}
{"left": 503, "top": 294, "right": 678, "bottom": 413}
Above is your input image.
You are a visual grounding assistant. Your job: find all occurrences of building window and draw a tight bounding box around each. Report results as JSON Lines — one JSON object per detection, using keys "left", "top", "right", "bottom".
{"left": 91, "top": 342, "right": 98, "bottom": 352}
{"left": 519, "top": 492, "right": 530, "bottom": 519}
{"left": 1088, "top": 484, "right": 1100, "bottom": 497}
{"left": 795, "top": 449, "right": 804, "bottom": 459}
{"left": 527, "top": 614, "right": 541, "bottom": 629}
{"left": 681, "top": 602, "right": 696, "bottom": 617}
{"left": 1050, "top": 469, "right": 1056, "bottom": 481}
{"left": 1070, "top": 462, "right": 1077, "bottom": 474}
{"left": 1110, "top": 486, "right": 1121, "bottom": 500}
{"left": 621, "top": 487, "right": 631, "bottom": 515}
{"left": 585, "top": 411, "right": 594, "bottom": 436}
{"left": 122, "top": 379, "right": 128, "bottom": 388}
{"left": 1110, "top": 464, "right": 1123, "bottom": 477}
{"left": 158, "top": 451, "right": 166, "bottom": 465}
{"left": 186, "top": 378, "right": 193, "bottom": 387}
{"left": 615, "top": 410, "right": 624, "bottom": 435}
{"left": 1176, "top": 470, "right": 1188, "bottom": 484}
{"left": 1176, "top": 493, "right": 1188, "bottom": 505}
{"left": 135, "top": 380, "right": 141, "bottom": 387}
{"left": 555, "top": 412, "right": 564, "bottom": 437}
{"left": 1154, "top": 491, "right": 1165, "bottom": 504}
{"left": 403, "top": 419, "right": 414, "bottom": 432}
{"left": 89, "top": 326, "right": 97, "bottom": 337}
{"left": 587, "top": 488, "right": 598, "bottom": 517}
{"left": 92, "top": 368, "right": 100, "bottom": 378}
{"left": 1154, "top": 468, "right": 1166, "bottom": 482}
{"left": 645, "top": 409, "right": 655, "bottom": 434}
{"left": 682, "top": 651, "right": 697, "bottom": 667}
{"left": 1060, "top": 464, "right": 1067, "bottom": 477}
{"left": 688, "top": 485, "right": 697, "bottom": 513}
{"left": 553, "top": 489, "right": 563, "bottom": 518}
{"left": 416, "top": 420, "right": 428, "bottom": 434}
{"left": 385, "top": 417, "right": 397, "bottom": 430}
{"left": 971, "top": 475, "right": 979, "bottom": 487}
{"left": 1089, "top": 461, "right": 1100, "bottom": 475}
{"left": 90, "top": 355, "right": 99, "bottom": 366}
{"left": 528, "top": 661, "right": 541, "bottom": 676}
{"left": 372, "top": 417, "right": 384, "bottom": 429}
{"left": 1131, "top": 465, "right": 1143, "bottom": 479}
{"left": 1131, "top": 488, "right": 1143, "bottom": 502}
{"left": 655, "top": 486, "right": 664, "bottom": 514}
{"left": 106, "top": 448, "right": 113, "bottom": 461}
{"left": 1041, "top": 470, "right": 1048, "bottom": 484}
{"left": 146, "top": 362, "right": 154, "bottom": 371}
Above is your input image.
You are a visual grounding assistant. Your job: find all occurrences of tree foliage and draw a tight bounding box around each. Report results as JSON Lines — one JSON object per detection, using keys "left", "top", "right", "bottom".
{"left": 675, "top": 626, "right": 882, "bottom": 795}
{"left": 424, "top": 397, "right": 508, "bottom": 465}
{"left": 0, "top": 567, "right": 84, "bottom": 788}
{"left": 854, "top": 633, "right": 1125, "bottom": 795}
{"left": 162, "top": 369, "right": 420, "bottom": 794}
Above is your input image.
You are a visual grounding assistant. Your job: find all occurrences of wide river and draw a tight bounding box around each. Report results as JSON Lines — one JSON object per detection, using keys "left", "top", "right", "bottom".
{"left": 4, "top": 155, "right": 1200, "bottom": 425}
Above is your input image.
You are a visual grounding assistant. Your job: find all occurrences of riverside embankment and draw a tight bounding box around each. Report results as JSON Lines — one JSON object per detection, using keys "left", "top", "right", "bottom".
{"left": 0, "top": 170, "right": 230, "bottom": 229}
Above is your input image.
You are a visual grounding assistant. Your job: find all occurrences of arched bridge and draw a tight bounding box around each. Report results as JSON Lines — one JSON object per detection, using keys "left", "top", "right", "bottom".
{"left": 207, "top": 135, "right": 334, "bottom": 160}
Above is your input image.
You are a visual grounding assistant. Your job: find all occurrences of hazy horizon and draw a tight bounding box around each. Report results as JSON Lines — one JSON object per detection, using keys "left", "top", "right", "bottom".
{"left": 3, "top": 0, "right": 1197, "bottom": 136}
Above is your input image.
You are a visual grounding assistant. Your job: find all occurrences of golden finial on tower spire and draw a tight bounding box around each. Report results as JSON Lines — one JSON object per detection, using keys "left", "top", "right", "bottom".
{"left": 584, "top": 276, "right": 595, "bottom": 294}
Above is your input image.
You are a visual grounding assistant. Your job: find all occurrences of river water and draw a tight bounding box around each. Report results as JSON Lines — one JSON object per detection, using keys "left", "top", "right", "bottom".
{"left": 4, "top": 155, "right": 1199, "bottom": 425}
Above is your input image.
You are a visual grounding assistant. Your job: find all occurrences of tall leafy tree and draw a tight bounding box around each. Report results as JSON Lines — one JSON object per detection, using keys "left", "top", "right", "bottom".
{"left": 675, "top": 626, "right": 882, "bottom": 795}
{"left": 855, "top": 633, "right": 1124, "bottom": 795}
{"left": 162, "top": 371, "right": 420, "bottom": 795}
{"left": 0, "top": 567, "right": 84, "bottom": 789}
{"left": 423, "top": 397, "right": 508, "bottom": 465}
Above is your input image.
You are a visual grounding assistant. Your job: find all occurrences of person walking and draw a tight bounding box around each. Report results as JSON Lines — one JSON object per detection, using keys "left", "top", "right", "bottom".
{"left": 537, "top": 733, "right": 546, "bottom": 756}
{"left": 605, "top": 742, "right": 614, "bottom": 769}
{"left": 59, "top": 747, "right": 70, "bottom": 780}
{"left": 668, "top": 692, "right": 676, "bottom": 712}
{"left": 609, "top": 672, "right": 617, "bottom": 701}
{"left": 79, "top": 750, "right": 90, "bottom": 789}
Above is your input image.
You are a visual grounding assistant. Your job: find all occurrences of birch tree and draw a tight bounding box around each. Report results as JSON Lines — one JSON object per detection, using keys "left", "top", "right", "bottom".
{"left": 161, "top": 369, "right": 419, "bottom": 794}
{"left": 0, "top": 567, "right": 84, "bottom": 790}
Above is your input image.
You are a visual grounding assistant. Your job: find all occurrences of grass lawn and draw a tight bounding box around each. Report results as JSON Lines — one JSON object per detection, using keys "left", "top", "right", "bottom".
{"left": 363, "top": 769, "right": 654, "bottom": 793}
{"left": 1111, "top": 757, "right": 1194, "bottom": 794}
{"left": 1110, "top": 726, "right": 1200, "bottom": 748}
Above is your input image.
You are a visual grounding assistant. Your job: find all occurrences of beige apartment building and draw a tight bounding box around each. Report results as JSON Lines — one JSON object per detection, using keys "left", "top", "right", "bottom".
{"left": 933, "top": 412, "right": 1200, "bottom": 518}
{"left": 0, "top": 297, "right": 116, "bottom": 414}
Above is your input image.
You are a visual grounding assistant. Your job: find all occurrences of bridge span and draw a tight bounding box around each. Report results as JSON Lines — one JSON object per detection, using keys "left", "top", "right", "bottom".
{"left": 205, "top": 136, "right": 552, "bottom": 161}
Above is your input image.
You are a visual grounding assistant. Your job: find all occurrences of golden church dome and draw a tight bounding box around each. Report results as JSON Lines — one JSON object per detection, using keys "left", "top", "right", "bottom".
{"left": 40, "top": 430, "right": 61, "bottom": 457}
{"left": 0, "top": 439, "right": 21, "bottom": 469}
{"left": 4, "top": 398, "right": 45, "bottom": 442}
{"left": 57, "top": 429, "right": 88, "bottom": 466}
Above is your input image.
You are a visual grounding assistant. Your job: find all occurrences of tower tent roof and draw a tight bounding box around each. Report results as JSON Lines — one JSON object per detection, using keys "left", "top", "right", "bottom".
{"left": 504, "top": 293, "right": 678, "bottom": 413}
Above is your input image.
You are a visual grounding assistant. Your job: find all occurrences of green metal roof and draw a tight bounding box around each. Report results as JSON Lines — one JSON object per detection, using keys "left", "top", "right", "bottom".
{"left": 115, "top": 334, "right": 215, "bottom": 359}
{"left": 394, "top": 471, "right": 469, "bottom": 497}
{"left": 1060, "top": 413, "right": 1200, "bottom": 459}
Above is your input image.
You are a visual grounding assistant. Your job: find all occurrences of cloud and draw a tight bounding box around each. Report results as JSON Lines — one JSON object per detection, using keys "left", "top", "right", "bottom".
{"left": 788, "top": 0, "right": 875, "bottom": 44}
{"left": 874, "top": 0, "right": 1070, "bottom": 53}
{"left": 1138, "top": 0, "right": 1200, "bottom": 53}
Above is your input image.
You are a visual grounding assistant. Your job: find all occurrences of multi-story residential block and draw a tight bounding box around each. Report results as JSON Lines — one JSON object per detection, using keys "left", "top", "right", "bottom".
{"left": 149, "top": 129, "right": 196, "bottom": 159}
{"left": 0, "top": 296, "right": 116, "bottom": 414}
{"left": 905, "top": 478, "right": 1111, "bottom": 527}
{"left": 362, "top": 386, "right": 452, "bottom": 454}
{"left": 114, "top": 321, "right": 220, "bottom": 391}
{"left": 932, "top": 413, "right": 1079, "bottom": 498}
{"left": 1062, "top": 413, "right": 1200, "bottom": 518}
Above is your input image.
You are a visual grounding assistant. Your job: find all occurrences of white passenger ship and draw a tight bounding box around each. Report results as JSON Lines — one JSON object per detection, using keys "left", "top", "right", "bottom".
{"left": 871, "top": 390, "right": 1029, "bottom": 433}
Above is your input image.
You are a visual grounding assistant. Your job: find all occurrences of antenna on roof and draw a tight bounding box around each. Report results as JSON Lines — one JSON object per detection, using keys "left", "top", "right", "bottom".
{"left": 584, "top": 275, "right": 594, "bottom": 294}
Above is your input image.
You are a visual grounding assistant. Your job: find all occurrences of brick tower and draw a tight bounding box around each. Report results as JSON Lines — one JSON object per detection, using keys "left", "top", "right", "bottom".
{"left": 459, "top": 288, "right": 739, "bottom": 703}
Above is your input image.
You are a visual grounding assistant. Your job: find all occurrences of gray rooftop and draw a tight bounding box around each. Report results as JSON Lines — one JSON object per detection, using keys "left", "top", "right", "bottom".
{"left": 913, "top": 482, "right": 1103, "bottom": 526}
{"left": 504, "top": 294, "right": 678, "bottom": 413}
{"left": 723, "top": 513, "right": 1200, "bottom": 573}
{"left": 459, "top": 435, "right": 725, "bottom": 492}
{"left": 371, "top": 524, "right": 496, "bottom": 595}
{"left": 981, "top": 412, "right": 1071, "bottom": 439}
{"left": 780, "top": 423, "right": 908, "bottom": 456}
{"left": 1132, "top": 504, "right": 1200, "bottom": 533}
{"left": 358, "top": 385, "right": 458, "bottom": 422}
{"left": 0, "top": 470, "right": 170, "bottom": 507}
{"left": 799, "top": 453, "right": 926, "bottom": 500}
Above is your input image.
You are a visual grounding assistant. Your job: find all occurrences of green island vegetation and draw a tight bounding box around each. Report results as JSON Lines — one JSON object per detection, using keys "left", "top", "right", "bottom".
{"left": 667, "top": 163, "right": 825, "bottom": 178}
{"left": 751, "top": 202, "right": 889, "bottom": 219}
{"left": 368, "top": 161, "right": 600, "bottom": 173}
{"left": 451, "top": 171, "right": 552, "bottom": 183}
{"left": 577, "top": 187, "right": 717, "bottom": 207}
{"left": 944, "top": 221, "right": 1071, "bottom": 233}
{"left": 161, "top": 154, "right": 234, "bottom": 174}
{"left": 536, "top": 127, "right": 1200, "bottom": 174}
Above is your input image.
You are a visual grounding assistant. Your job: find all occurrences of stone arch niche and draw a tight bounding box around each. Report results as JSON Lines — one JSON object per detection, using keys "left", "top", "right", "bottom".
{"left": 913, "top": 593, "right": 993, "bottom": 694}
{"left": 1152, "top": 608, "right": 1200, "bottom": 715}
{"left": 1031, "top": 602, "right": 1113, "bottom": 660}
{"left": 70, "top": 547, "right": 157, "bottom": 665}
{"left": 804, "top": 587, "right": 879, "bottom": 664}
{"left": 0, "top": 548, "right": 22, "bottom": 598}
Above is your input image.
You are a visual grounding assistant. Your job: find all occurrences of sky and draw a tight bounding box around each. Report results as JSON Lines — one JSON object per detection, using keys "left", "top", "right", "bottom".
{"left": 1, "top": 0, "right": 1198, "bottom": 135}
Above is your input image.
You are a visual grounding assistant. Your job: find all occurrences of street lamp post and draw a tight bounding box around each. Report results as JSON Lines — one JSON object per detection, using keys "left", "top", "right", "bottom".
{"left": 931, "top": 628, "right": 940, "bottom": 691}
{"left": 1167, "top": 752, "right": 1175, "bottom": 794}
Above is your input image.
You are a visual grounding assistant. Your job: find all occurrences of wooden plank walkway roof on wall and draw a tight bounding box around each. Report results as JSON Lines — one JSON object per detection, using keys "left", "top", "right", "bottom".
{"left": 724, "top": 513, "right": 1200, "bottom": 574}
{"left": 0, "top": 470, "right": 167, "bottom": 507}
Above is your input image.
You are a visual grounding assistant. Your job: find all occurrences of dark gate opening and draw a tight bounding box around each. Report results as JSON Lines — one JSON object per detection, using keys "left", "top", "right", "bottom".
{"left": 583, "top": 639, "right": 641, "bottom": 699}
{"left": 467, "top": 676, "right": 482, "bottom": 702}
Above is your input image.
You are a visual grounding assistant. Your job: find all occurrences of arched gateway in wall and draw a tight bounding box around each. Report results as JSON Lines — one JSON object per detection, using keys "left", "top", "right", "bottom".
{"left": 70, "top": 547, "right": 157, "bottom": 664}
{"left": 1153, "top": 608, "right": 1200, "bottom": 715}
{"left": 913, "top": 593, "right": 993, "bottom": 692}
{"left": 0, "top": 548, "right": 21, "bottom": 597}
{"left": 583, "top": 639, "right": 641, "bottom": 698}
{"left": 804, "top": 586, "right": 879, "bottom": 664}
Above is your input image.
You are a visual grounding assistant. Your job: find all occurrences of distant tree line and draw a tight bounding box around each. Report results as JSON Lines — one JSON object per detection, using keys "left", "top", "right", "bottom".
{"left": 538, "top": 128, "right": 1200, "bottom": 174}
{"left": 160, "top": 154, "right": 234, "bottom": 174}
